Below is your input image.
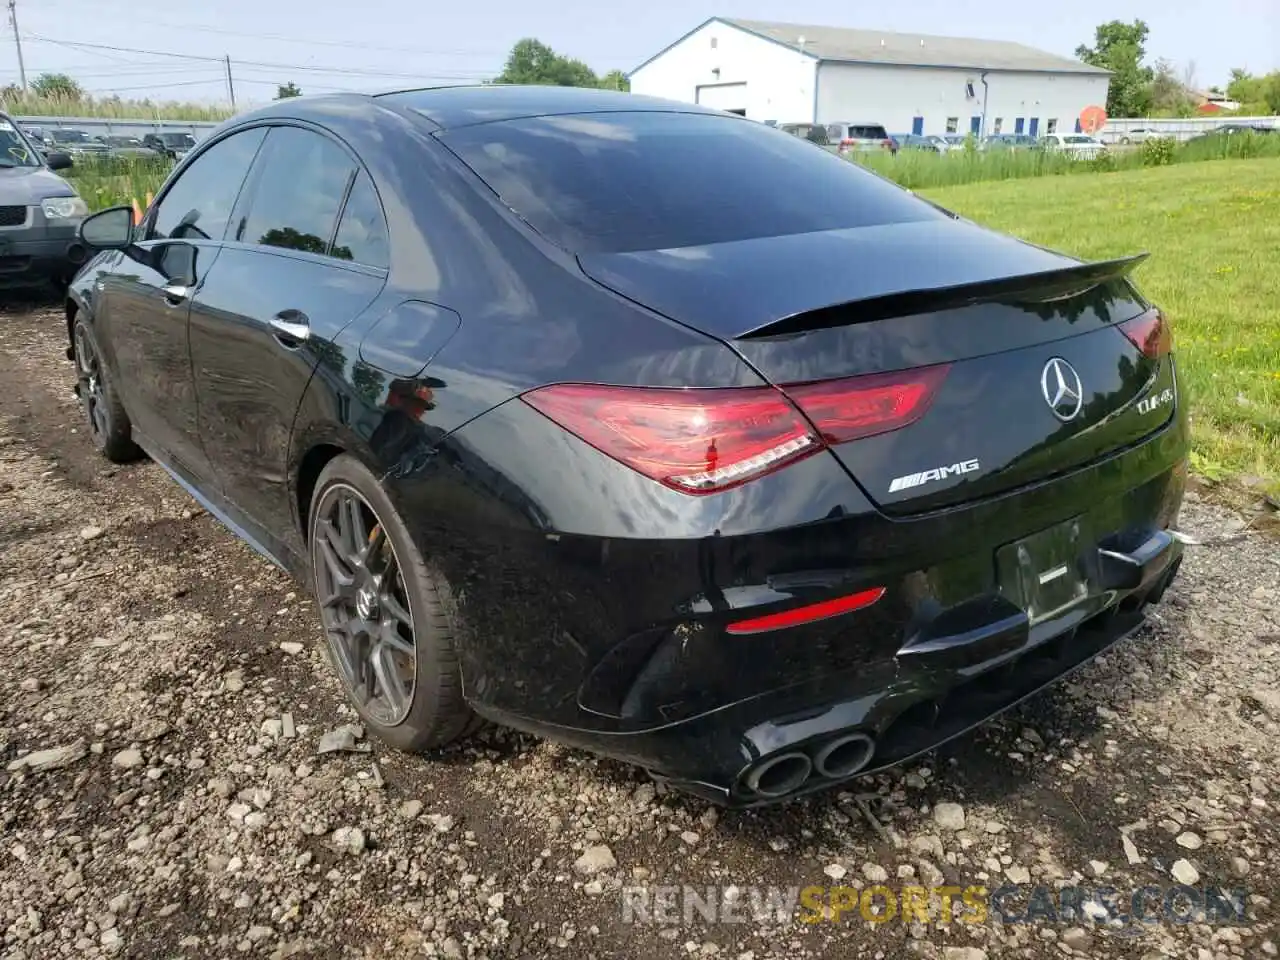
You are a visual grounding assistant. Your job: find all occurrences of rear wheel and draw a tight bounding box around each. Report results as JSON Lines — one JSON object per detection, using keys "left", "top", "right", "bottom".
{"left": 72, "top": 317, "right": 140, "bottom": 463}
{"left": 308, "top": 455, "right": 479, "bottom": 750}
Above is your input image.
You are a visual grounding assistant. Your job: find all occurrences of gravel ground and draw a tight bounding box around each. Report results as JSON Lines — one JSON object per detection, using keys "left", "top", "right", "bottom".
{"left": 1, "top": 299, "right": 1278, "bottom": 960}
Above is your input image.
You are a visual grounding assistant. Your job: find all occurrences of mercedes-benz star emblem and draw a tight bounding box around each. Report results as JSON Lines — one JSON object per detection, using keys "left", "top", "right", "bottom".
{"left": 1041, "top": 357, "right": 1084, "bottom": 422}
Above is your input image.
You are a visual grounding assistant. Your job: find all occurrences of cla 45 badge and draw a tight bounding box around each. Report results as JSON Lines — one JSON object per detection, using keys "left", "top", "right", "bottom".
{"left": 1138, "top": 387, "right": 1174, "bottom": 416}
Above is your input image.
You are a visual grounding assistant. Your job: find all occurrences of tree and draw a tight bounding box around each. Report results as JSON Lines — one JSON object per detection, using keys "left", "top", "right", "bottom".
{"left": 30, "top": 73, "right": 84, "bottom": 100}
{"left": 1075, "top": 20, "right": 1153, "bottom": 117}
{"left": 275, "top": 82, "right": 303, "bottom": 99}
{"left": 494, "top": 39, "right": 598, "bottom": 87}
{"left": 598, "top": 70, "right": 630, "bottom": 92}
{"left": 1149, "top": 58, "right": 1196, "bottom": 116}
{"left": 1226, "top": 69, "right": 1280, "bottom": 113}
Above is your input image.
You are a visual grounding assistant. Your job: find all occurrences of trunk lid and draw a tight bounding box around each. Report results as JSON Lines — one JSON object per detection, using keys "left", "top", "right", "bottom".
{"left": 578, "top": 220, "right": 1172, "bottom": 514}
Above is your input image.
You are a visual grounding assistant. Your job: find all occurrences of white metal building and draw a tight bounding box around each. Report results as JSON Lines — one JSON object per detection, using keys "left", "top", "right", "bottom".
{"left": 629, "top": 18, "right": 1111, "bottom": 139}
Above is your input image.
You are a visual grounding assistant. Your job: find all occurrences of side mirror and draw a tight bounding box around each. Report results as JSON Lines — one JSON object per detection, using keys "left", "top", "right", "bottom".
{"left": 79, "top": 205, "right": 136, "bottom": 250}
{"left": 46, "top": 151, "right": 73, "bottom": 171}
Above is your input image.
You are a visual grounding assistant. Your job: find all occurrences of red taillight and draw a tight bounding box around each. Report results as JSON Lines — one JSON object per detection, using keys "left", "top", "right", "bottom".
{"left": 882, "top": 139, "right": 894, "bottom": 149}
{"left": 726, "top": 587, "right": 886, "bottom": 635}
{"left": 784, "top": 364, "right": 950, "bottom": 444}
{"left": 521, "top": 384, "right": 820, "bottom": 494}
{"left": 1119, "top": 308, "right": 1173, "bottom": 358}
{"left": 522, "top": 366, "right": 949, "bottom": 495}
{"left": 840, "top": 138, "right": 855, "bottom": 146}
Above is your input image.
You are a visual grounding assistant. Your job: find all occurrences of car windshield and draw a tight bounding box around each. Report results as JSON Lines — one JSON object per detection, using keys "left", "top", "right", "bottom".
{"left": 0, "top": 119, "right": 41, "bottom": 167}
{"left": 54, "top": 130, "right": 91, "bottom": 143}
{"left": 163, "top": 133, "right": 196, "bottom": 147}
{"left": 441, "top": 111, "right": 939, "bottom": 254}
{"left": 1064, "top": 136, "right": 1096, "bottom": 144}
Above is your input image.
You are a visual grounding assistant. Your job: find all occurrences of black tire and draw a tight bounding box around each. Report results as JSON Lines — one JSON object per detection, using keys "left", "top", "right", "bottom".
{"left": 72, "top": 316, "right": 141, "bottom": 463}
{"left": 308, "top": 454, "right": 480, "bottom": 751}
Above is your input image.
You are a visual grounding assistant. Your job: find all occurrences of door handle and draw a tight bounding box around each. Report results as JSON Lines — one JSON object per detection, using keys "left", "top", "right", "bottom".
{"left": 269, "top": 311, "right": 311, "bottom": 347}
{"left": 162, "top": 282, "right": 190, "bottom": 305}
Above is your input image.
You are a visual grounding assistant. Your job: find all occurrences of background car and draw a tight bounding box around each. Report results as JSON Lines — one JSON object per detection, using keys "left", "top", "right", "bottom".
{"left": 1040, "top": 132, "right": 1108, "bottom": 159}
{"left": 47, "top": 129, "right": 110, "bottom": 158}
{"left": 778, "top": 122, "right": 830, "bottom": 146}
{"left": 825, "top": 122, "right": 896, "bottom": 155}
{"left": 0, "top": 112, "right": 89, "bottom": 288}
{"left": 141, "top": 131, "right": 197, "bottom": 161}
{"left": 67, "top": 87, "right": 1188, "bottom": 807}
{"left": 982, "top": 133, "right": 1040, "bottom": 151}
{"left": 100, "top": 135, "right": 162, "bottom": 160}
{"left": 1188, "top": 122, "right": 1276, "bottom": 142}
{"left": 1117, "top": 127, "right": 1160, "bottom": 145}
{"left": 892, "top": 133, "right": 948, "bottom": 154}
{"left": 940, "top": 134, "right": 969, "bottom": 151}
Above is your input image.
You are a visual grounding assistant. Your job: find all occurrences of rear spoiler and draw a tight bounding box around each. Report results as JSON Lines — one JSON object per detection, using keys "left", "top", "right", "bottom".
{"left": 737, "top": 253, "right": 1150, "bottom": 340}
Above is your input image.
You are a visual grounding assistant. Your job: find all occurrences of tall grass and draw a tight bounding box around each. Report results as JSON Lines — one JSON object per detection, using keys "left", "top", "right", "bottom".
{"left": 853, "top": 131, "right": 1280, "bottom": 190}
{"left": 4, "top": 93, "right": 233, "bottom": 122}
{"left": 64, "top": 157, "right": 172, "bottom": 211}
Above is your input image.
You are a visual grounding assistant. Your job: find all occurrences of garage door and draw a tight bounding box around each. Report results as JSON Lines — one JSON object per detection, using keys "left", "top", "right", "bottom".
{"left": 696, "top": 82, "right": 747, "bottom": 116}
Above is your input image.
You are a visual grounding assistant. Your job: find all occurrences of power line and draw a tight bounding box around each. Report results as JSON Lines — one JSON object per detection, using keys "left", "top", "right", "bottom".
{"left": 23, "top": 35, "right": 500, "bottom": 81}
{"left": 22, "top": 2, "right": 645, "bottom": 62}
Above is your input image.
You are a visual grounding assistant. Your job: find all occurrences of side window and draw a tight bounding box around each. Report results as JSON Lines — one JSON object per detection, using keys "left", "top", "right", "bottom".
{"left": 150, "top": 127, "right": 266, "bottom": 241}
{"left": 332, "top": 172, "right": 389, "bottom": 269}
{"left": 237, "top": 126, "right": 355, "bottom": 255}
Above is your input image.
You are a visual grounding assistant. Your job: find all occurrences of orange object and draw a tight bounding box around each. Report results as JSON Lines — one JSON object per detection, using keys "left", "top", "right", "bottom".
{"left": 132, "top": 198, "right": 143, "bottom": 220}
{"left": 1079, "top": 105, "right": 1107, "bottom": 135}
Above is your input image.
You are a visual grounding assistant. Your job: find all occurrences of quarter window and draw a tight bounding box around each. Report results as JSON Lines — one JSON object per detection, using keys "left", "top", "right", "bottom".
{"left": 150, "top": 127, "right": 266, "bottom": 241}
{"left": 237, "top": 126, "right": 355, "bottom": 255}
{"left": 332, "top": 172, "right": 389, "bottom": 268}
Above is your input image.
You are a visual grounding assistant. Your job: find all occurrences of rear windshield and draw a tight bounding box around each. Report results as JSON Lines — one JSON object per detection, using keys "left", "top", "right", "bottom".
{"left": 440, "top": 111, "right": 939, "bottom": 254}
{"left": 850, "top": 126, "right": 888, "bottom": 139}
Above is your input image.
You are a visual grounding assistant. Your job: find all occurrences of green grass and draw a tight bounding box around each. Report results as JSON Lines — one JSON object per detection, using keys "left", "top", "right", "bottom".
{"left": 853, "top": 132, "right": 1280, "bottom": 190}
{"left": 4, "top": 93, "right": 232, "bottom": 122}
{"left": 926, "top": 158, "right": 1280, "bottom": 493}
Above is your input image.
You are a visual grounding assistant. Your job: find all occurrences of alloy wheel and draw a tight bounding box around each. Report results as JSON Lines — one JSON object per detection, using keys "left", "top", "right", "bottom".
{"left": 312, "top": 484, "right": 417, "bottom": 726}
{"left": 74, "top": 326, "right": 110, "bottom": 442}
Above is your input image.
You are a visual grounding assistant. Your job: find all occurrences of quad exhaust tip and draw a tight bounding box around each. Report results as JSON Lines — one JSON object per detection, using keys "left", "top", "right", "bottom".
{"left": 743, "top": 751, "right": 812, "bottom": 798}
{"left": 813, "top": 732, "right": 876, "bottom": 779}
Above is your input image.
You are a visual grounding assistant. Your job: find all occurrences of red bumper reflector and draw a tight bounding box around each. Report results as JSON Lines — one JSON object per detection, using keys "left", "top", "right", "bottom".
{"left": 726, "top": 586, "right": 886, "bottom": 636}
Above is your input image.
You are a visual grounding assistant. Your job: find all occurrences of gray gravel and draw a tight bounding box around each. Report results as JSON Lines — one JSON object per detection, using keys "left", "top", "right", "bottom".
{"left": 1, "top": 302, "right": 1278, "bottom": 958}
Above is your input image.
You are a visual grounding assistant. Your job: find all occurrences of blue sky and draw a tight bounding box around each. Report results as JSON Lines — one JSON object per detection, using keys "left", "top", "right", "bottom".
{"left": 8, "top": 0, "right": 1277, "bottom": 104}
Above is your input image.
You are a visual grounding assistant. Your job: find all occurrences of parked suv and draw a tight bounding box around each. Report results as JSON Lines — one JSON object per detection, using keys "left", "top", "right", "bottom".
{"left": 0, "top": 112, "right": 90, "bottom": 288}
{"left": 825, "top": 123, "right": 896, "bottom": 155}
{"left": 141, "top": 132, "right": 197, "bottom": 161}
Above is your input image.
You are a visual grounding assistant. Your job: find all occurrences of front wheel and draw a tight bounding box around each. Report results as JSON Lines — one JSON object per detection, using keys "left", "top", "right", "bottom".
{"left": 72, "top": 317, "right": 140, "bottom": 463}
{"left": 308, "top": 455, "right": 480, "bottom": 751}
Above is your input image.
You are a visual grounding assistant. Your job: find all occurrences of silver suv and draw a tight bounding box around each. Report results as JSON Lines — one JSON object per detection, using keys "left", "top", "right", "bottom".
{"left": 825, "top": 123, "right": 896, "bottom": 155}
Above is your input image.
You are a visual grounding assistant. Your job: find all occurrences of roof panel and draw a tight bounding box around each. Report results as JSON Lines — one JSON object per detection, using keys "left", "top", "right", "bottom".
{"left": 377, "top": 85, "right": 716, "bottom": 129}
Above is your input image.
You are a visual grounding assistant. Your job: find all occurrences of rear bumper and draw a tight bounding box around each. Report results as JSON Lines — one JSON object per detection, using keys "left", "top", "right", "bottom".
{"left": 471, "top": 514, "right": 1183, "bottom": 807}
{"left": 402, "top": 385, "right": 1190, "bottom": 805}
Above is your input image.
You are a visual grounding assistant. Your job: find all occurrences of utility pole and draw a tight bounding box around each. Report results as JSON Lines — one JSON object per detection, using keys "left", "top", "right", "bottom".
{"left": 224, "top": 54, "right": 236, "bottom": 110}
{"left": 8, "top": 0, "right": 27, "bottom": 91}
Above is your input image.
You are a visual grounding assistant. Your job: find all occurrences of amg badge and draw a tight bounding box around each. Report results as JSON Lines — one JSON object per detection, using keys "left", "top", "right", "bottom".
{"left": 888, "top": 459, "right": 981, "bottom": 493}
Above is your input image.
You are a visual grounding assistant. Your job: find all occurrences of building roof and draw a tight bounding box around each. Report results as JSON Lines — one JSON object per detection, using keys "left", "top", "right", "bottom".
{"left": 632, "top": 17, "right": 1110, "bottom": 76}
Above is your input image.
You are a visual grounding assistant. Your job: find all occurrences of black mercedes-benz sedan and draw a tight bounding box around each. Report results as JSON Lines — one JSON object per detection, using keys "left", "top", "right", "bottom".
{"left": 66, "top": 86, "right": 1188, "bottom": 806}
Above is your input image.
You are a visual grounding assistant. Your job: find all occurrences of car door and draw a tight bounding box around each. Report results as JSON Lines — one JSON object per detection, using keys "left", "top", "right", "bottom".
{"left": 93, "top": 126, "right": 266, "bottom": 486}
{"left": 188, "top": 124, "right": 388, "bottom": 563}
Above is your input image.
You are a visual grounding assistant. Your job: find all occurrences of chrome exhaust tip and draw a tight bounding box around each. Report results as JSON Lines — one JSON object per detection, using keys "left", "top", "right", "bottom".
{"left": 813, "top": 732, "right": 876, "bottom": 779}
{"left": 743, "top": 751, "right": 812, "bottom": 798}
